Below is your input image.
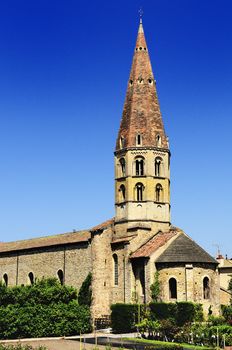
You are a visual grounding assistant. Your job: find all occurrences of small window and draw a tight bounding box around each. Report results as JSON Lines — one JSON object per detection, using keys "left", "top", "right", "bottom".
{"left": 3, "top": 273, "right": 8, "bottom": 287}
{"left": 119, "top": 184, "right": 126, "bottom": 202}
{"left": 120, "top": 136, "right": 125, "bottom": 149}
{"left": 138, "top": 78, "right": 144, "bottom": 84}
{"left": 136, "top": 134, "right": 142, "bottom": 146}
{"left": 148, "top": 78, "right": 153, "bottom": 85}
{"left": 203, "top": 277, "right": 210, "bottom": 299}
{"left": 28, "top": 272, "right": 34, "bottom": 285}
{"left": 135, "top": 158, "right": 144, "bottom": 176}
{"left": 169, "top": 278, "right": 177, "bottom": 299}
{"left": 57, "top": 269, "right": 64, "bottom": 285}
{"left": 113, "top": 254, "right": 119, "bottom": 286}
{"left": 139, "top": 47, "right": 142, "bottom": 50}
{"left": 129, "top": 80, "right": 133, "bottom": 86}
{"left": 119, "top": 158, "right": 126, "bottom": 177}
{"left": 156, "top": 134, "right": 161, "bottom": 147}
{"left": 155, "top": 184, "right": 163, "bottom": 202}
{"left": 135, "top": 182, "right": 144, "bottom": 201}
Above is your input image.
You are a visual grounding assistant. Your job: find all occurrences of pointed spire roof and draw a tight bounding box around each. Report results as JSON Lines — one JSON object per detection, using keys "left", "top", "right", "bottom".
{"left": 116, "top": 20, "right": 168, "bottom": 151}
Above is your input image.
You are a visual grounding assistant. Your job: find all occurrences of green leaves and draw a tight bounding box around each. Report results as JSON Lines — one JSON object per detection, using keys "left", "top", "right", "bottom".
{"left": 0, "top": 278, "right": 91, "bottom": 339}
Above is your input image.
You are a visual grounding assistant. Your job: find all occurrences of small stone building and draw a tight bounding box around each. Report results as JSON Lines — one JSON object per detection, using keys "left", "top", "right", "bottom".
{"left": 0, "top": 20, "right": 221, "bottom": 318}
{"left": 216, "top": 255, "right": 232, "bottom": 305}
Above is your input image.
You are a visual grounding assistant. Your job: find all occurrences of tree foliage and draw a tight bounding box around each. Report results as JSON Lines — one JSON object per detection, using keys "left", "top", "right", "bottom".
{"left": 78, "top": 273, "right": 92, "bottom": 306}
{"left": 0, "top": 278, "right": 91, "bottom": 339}
{"left": 150, "top": 271, "right": 161, "bottom": 302}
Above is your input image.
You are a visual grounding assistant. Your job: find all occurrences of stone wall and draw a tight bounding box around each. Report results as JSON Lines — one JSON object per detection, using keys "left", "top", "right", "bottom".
{"left": 157, "top": 263, "right": 220, "bottom": 315}
{"left": 0, "top": 242, "right": 92, "bottom": 291}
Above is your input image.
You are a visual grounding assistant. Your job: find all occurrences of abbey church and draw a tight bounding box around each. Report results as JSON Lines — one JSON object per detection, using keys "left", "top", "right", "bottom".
{"left": 0, "top": 20, "right": 221, "bottom": 318}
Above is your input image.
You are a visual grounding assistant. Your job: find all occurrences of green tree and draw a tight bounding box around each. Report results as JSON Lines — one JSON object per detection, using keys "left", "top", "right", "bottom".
{"left": 78, "top": 272, "right": 92, "bottom": 306}
{"left": 150, "top": 271, "right": 160, "bottom": 302}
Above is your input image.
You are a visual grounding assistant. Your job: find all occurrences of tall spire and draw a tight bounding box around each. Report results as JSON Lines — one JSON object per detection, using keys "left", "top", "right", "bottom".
{"left": 116, "top": 20, "right": 168, "bottom": 151}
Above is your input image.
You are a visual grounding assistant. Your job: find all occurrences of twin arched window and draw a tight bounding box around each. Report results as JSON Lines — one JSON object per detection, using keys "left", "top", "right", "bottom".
{"left": 155, "top": 157, "right": 162, "bottom": 177}
{"left": 135, "top": 158, "right": 144, "bottom": 176}
{"left": 169, "top": 278, "right": 177, "bottom": 299}
{"left": 113, "top": 254, "right": 119, "bottom": 286}
{"left": 155, "top": 184, "right": 163, "bottom": 202}
{"left": 119, "top": 158, "right": 126, "bottom": 177}
{"left": 135, "top": 183, "right": 144, "bottom": 201}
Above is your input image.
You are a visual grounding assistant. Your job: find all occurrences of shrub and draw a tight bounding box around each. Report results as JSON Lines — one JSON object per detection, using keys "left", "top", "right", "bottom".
{"left": 176, "top": 302, "right": 196, "bottom": 326}
{"left": 0, "top": 279, "right": 91, "bottom": 339}
{"left": 222, "top": 305, "right": 232, "bottom": 325}
{"left": 150, "top": 302, "right": 203, "bottom": 325}
{"left": 111, "top": 303, "right": 144, "bottom": 333}
{"left": 150, "top": 302, "right": 177, "bottom": 321}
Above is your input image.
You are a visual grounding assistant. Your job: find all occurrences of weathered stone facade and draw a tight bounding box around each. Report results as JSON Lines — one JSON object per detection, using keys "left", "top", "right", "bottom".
{"left": 0, "top": 19, "right": 223, "bottom": 320}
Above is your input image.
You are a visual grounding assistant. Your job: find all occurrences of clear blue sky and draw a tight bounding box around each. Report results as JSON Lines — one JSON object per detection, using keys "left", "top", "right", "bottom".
{"left": 0, "top": 0, "right": 231, "bottom": 258}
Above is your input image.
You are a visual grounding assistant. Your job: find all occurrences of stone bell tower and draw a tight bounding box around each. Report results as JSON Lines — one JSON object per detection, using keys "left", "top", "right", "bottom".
{"left": 114, "top": 19, "right": 171, "bottom": 235}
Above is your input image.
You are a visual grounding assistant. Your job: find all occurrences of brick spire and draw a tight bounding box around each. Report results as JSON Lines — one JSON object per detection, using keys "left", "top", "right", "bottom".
{"left": 116, "top": 20, "right": 168, "bottom": 151}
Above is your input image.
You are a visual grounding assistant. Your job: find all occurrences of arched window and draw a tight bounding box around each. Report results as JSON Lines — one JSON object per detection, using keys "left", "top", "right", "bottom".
{"left": 119, "top": 184, "right": 126, "bottom": 202}
{"left": 28, "top": 272, "right": 34, "bottom": 285}
{"left": 119, "top": 158, "right": 126, "bottom": 177}
{"left": 135, "top": 158, "right": 144, "bottom": 176}
{"left": 155, "top": 184, "right": 163, "bottom": 202}
{"left": 135, "top": 183, "right": 144, "bottom": 201}
{"left": 203, "top": 277, "right": 210, "bottom": 299}
{"left": 57, "top": 269, "right": 64, "bottom": 285}
{"left": 155, "top": 157, "right": 162, "bottom": 177}
{"left": 3, "top": 273, "right": 8, "bottom": 287}
{"left": 169, "top": 278, "right": 177, "bottom": 299}
{"left": 113, "top": 254, "right": 118, "bottom": 286}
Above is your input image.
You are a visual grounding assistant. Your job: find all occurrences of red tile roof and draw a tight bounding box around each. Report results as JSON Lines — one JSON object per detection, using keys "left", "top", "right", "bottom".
{"left": 130, "top": 230, "right": 177, "bottom": 258}
{"left": 91, "top": 218, "right": 114, "bottom": 232}
{"left": 115, "top": 20, "right": 168, "bottom": 151}
{"left": 0, "top": 230, "right": 90, "bottom": 254}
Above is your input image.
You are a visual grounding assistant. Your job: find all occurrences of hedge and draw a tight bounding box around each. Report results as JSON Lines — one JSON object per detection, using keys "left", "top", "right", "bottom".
{"left": 150, "top": 302, "right": 203, "bottom": 326}
{"left": 111, "top": 302, "right": 203, "bottom": 333}
{"left": 111, "top": 303, "right": 143, "bottom": 333}
{"left": 0, "top": 278, "right": 92, "bottom": 339}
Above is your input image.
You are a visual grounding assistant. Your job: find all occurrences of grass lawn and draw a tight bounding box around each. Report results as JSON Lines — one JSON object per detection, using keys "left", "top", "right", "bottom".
{"left": 123, "top": 337, "right": 215, "bottom": 350}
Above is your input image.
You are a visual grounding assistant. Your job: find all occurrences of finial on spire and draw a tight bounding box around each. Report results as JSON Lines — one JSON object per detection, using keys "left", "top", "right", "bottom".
{"left": 138, "top": 7, "right": 143, "bottom": 22}
{"left": 138, "top": 7, "right": 144, "bottom": 33}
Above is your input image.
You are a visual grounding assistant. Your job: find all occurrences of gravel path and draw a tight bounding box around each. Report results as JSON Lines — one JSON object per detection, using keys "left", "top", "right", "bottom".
{"left": 0, "top": 339, "right": 109, "bottom": 350}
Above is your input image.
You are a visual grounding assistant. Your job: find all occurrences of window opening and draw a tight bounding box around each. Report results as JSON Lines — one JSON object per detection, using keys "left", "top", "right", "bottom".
{"left": 119, "top": 184, "right": 126, "bottom": 202}
{"left": 155, "top": 157, "right": 162, "bottom": 176}
{"left": 203, "top": 277, "right": 210, "bottom": 299}
{"left": 119, "top": 158, "right": 126, "bottom": 177}
{"left": 3, "top": 273, "right": 8, "bottom": 287}
{"left": 155, "top": 184, "right": 163, "bottom": 202}
{"left": 136, "top": 183, "right": 144, "bottom": 201}
{"left": 137, "top": 134, "right": 141, "bottom": 145}
{"left": 169, "top": 278, "right": 177, "bottom": 299}
{"left": 28, "top": 272, "right": 34, "bottom": 285}
{"left": 120, "top": 136, "right": 125, "bottom": 149}
{"left": 113, "top": 254, "right": 119, "bottom": 286}
{"left": 57, "top": 269, "right": 64, "bottom": 285}
{"left": 156, "top": 134, "right": 161, "bottom": 147}
{"left": 135, "top": 159, "right": 144, "bottom": 176}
